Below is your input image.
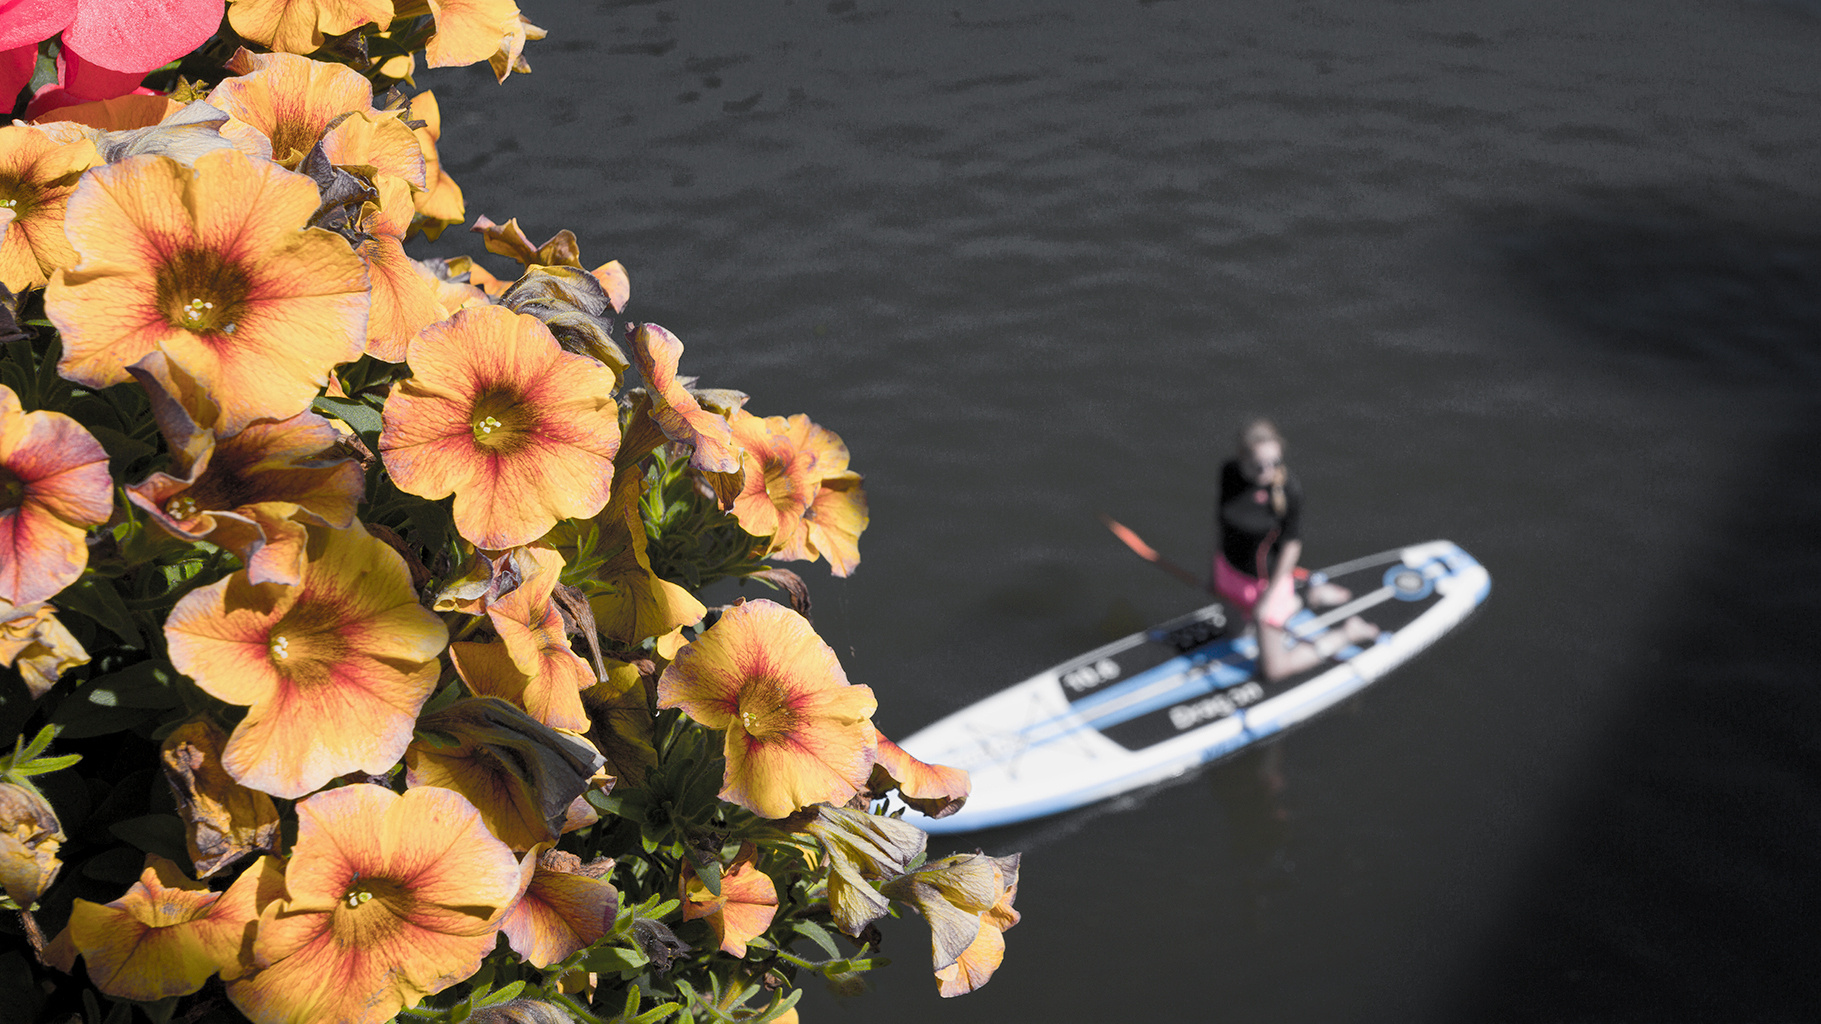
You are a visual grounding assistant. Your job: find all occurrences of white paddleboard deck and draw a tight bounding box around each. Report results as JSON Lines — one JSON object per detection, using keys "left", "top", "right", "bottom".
{"left": 898, "top": 540, "right": 1490, "bottom": 834}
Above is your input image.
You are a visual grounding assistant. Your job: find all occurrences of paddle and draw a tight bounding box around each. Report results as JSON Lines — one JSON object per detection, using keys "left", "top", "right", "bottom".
{"left": 1098, "top": 514, "right": 1214, "bottom": 594}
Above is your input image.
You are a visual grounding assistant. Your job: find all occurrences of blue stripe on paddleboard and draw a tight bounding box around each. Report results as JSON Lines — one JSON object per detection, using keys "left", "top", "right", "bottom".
{"left": 1010, "top": 602, "right": 1341, "bottom": 752}
{"left": 919, "top": 673, "right": 1353, "bottom": 834}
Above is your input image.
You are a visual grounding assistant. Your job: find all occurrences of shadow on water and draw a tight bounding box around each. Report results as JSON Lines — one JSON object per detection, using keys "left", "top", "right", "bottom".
{"left": 1446, "top": 196, "right": 1821, "bottom": 1021}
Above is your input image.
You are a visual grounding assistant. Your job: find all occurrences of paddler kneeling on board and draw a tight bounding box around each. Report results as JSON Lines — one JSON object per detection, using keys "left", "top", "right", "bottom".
{"left": 1216, "top": 418, "right": 1379, "bottom": 680}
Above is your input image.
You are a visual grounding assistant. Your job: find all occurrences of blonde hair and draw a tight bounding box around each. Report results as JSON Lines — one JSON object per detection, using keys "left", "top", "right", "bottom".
{"left": 1237, "top": 418, "right": 1287, "bottom": 516}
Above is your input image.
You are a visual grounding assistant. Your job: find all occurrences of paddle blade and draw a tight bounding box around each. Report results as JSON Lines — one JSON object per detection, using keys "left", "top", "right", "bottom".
{"left": 1100, "top": 514, "right": 1162, "bottom": 562}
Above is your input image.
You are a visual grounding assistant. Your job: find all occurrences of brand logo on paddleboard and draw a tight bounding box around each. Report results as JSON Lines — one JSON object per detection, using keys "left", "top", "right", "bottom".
{"left": 1060, "top": 658, "right": 1120, "bottom": 693}
{"left": 1168, "top": 681, "right": 1264, "bottom": 731}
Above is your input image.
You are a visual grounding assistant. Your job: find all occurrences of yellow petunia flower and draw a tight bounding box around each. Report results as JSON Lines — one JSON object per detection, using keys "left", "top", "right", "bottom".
{"left": 58, "top": 855, "right": 270, "bottom": 1001}
{"left": 405, "top": 90, "right": 465, "bottom": 238}
{"left": 46, "top": 149, "right": 369, "bottom": 434}
{"left": 657, "top": 599, "right": 877, "bottom": 819}
{"left": 0, "top": 599, "right": 89, "bottom": 698}
{"left": 226, "top": 0, "right": 397, "bottom": 56}
{"left": 450, "top": 544, "right": 596, "bottom": 732}
{"left": 0, "top": 384, "right": 113, "bottom": 607}
{"left": 164, "top": 524, "right": 448, "bottom": 799}
{"left": 423, "top": 0, "right": 544, "bottom": 82}
{"left": 0, "top": 124, "right": 99, "bottom": 291}
{"left": 498, "top": 844, "right": 618, "bottom": 968}
{"left": 680, "top": 842, "right": 779, "bottom": 958}
{"left": 225, "top": 785, "right": 521, "bottom": 1024}
{"left": 207, "top": 50, "right": 382, "bottom": 166}
{"left": 379, "top": 304, "right": 621, "bottom": 551}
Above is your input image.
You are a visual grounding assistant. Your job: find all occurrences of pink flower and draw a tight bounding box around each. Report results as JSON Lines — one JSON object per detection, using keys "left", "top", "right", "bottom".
{"left": 3, "top": 1, "right": 226, "bottom": 115}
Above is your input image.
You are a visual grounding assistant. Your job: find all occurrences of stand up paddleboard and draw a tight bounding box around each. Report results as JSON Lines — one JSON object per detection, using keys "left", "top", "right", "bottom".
{"left": 897, "top": 540, "right": 1489, "bottom": 834}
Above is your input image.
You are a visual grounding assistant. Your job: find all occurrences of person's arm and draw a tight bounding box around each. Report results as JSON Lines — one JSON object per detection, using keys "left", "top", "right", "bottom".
{"left": 1272, "top": 537, "right": 1302, "bottom": 594}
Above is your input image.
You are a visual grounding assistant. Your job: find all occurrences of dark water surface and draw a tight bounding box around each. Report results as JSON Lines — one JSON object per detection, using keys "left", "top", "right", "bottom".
{"left": 430, "top": 2, "right": 1821, "bottom": 1019}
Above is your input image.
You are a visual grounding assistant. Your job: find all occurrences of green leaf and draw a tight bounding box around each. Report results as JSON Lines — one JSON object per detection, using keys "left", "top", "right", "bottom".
{"left": 791, "top": 919, "right": 841, "bottom": 960}
{"left": 743, "top": 989, "right": 802, "bottom": 1024}
{"left": 629, "top": 1002, "right": 682, "bottom": 1024}
{"left": 137, "top": 994, "right": 179, "bottom": 1024}
{"left": 686, "top": 845, "right": 722, "bottom": 898}
{"left": 15, "top": 723, "right": 57, "bottom": 760}
{"left": 81, "top": 846, "right": 146, "bottom": 886}
{"left": 85, "top": 424, "right": 156, "bottom": 466}
{"left": 12, "top": 753, "right": 81, "bottom": 777}
{"left": 56, "top": 575, "right": 143, "bottom": 647}
{"left": 81, "top": 660, "right": 186, "bottom": 709}
{"left": 109, "top": 814, "right": 189, "bottom": 863}
{"left": 476, "top": 980, "right": 526, "bottom": 1005}
{"left": 580, "top": 944, "right": 650, "bottom": 975}
{"left": 49, "top": 684, "right": 156, "bottom": 739}
{"left": 312, "top": 395, "right": 383, "bottom": 444}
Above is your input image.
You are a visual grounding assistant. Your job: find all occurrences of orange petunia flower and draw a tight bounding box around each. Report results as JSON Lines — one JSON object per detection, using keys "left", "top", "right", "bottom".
{"left": 880, "top": 852, "right": 1020, "bottom": 993}
{"left": 0, "top": 384, "right": 113, "bottom": 606}
{"left": 164, "top": 524, "right": 449, "bottom": 799}
{"left": 59, "top": 855, "right": 269, "bottom": 1001}
{"left": 225, "top": 784, "right": 521, "bottom": 1024}
{"left": 47, "top": 149, "right": 369, "bottom": 434}
{"left": 498, "top": 844, "right": 618, "bottom": 968}
{"left": 630, "top": 323, "right": 742, "bottom": 478}
{"left": 728, "top": 410, "right": 867, "bottom": 575}
{"left": 226, "top": 0, "right": 397, "bottom": 55}
{"left": 0, "top": 599, "right": 89, "bottom": 698}
{"left": 0, "top": 780, "right": 64, "bottom": 908}
{"left": 451, "top": 545, "right": 595, "bottom": 732}
{"left": 126, "top": 356, "right": 364, "bottom": 585}
{"left": 160, "top": 718, "right": 283, "bottom": 879}
{"left": 379, "top": 304, "right": 621, "bottom": 550}
{"left": 424, "top": 0, "right": 543, "bottom": 82}
{"left": 405, "top": 697, "right": 610, "bottom": 852}
{"left": 405, "top": 90, "right": 464, "bottom": 238}
{"left": 870, "top": 729, "right": 969, "bottom": 820}
{"left": 0, "top": 124, "right": 98, "bottom": 290}
{"left": 657, "top": 599, "right": 877, "bottom": 819}
{"left": 680, "top": 842, "right": 779, "bottom": 958}
{"left": 933, "top": 854, "right": 1020, "bottom": 997}
{"left": 552, "top": 464, "right": 706, "bottom": 647}
{"left": 207, "top": 51, "right": 380, "bottom": 166}
{"left": 354, "top": 176, "right": 447, "bottom": 361}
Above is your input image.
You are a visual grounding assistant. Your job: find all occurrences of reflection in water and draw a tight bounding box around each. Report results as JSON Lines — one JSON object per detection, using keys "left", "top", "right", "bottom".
{"left": 1204, "top": 744, "right": 1295, "bottom": 933}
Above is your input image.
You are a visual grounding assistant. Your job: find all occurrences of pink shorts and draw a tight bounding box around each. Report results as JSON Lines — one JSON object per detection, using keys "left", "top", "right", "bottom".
{"left": 1214, "top": 556, "right": 1298, "bottom": 629}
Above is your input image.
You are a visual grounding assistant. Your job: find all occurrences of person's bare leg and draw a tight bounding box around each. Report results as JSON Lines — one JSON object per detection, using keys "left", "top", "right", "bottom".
{"left": 1306, "top": 582, "right": 1352, "bottom": 609}
{"left": 1257, "top": 616, "right": 1380, "bottom": 681}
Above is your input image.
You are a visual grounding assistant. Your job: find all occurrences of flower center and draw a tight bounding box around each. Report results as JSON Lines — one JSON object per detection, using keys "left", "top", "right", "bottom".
{"left": 468, "top": 391, "right": 531, "bottom": 452}
{"left": 156, "top": 248, "right": 250, "bottom": 337}
{"left": 164, "top": 494, "right": 200, "bottom": 522}
{"left": 0, "top": 468, "right": 24, "bottom": 512}
{"left": 344, "top": 885, "right": 375, "bottom": 908}
{"left": 269, "top": 635, "right": 290, "bottom": 661}
{"left": 734, "top": 676, "right": 795, "bottom": 743}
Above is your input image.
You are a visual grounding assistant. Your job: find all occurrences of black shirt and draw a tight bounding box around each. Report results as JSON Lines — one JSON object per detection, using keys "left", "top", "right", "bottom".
{"left": 1217, "top": 459, "right": 1303, "bottom": 580}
